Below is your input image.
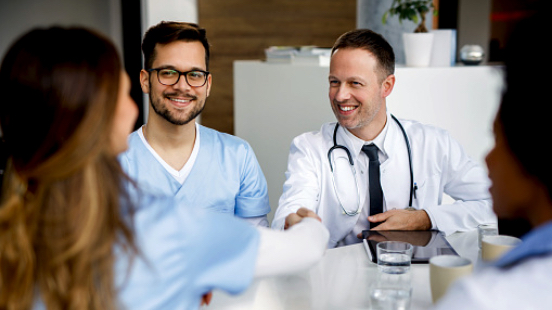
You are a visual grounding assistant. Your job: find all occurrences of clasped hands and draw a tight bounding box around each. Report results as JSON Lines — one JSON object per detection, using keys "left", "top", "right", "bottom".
{"left": 284, "top": 207, "right": 322, "bottom": 229}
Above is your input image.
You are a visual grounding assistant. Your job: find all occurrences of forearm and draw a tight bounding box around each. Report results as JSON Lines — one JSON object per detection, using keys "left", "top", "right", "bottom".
{"left": 254, "top": 218, "right": 329, "bottom": 278}
{"left": 425, "top": 199, "right": 496, "bottom": 235}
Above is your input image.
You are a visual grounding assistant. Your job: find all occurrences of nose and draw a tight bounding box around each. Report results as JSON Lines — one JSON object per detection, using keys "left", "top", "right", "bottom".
{"left": 172, "top": 74, "right": 192, "bottom": 91}
{"left": 332, "top": 85, "right": 351, "bottom": 103}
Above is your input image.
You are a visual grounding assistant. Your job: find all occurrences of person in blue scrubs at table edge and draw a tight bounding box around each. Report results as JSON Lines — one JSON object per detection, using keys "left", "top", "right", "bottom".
{"left": 120, "top": 21, "right": 270, "bottom": 227}
{"left": 432, "top": 3, "right": 552, "bottom": 309}
{"left": 0, "top": 26, "right": 329, "bottom": 310}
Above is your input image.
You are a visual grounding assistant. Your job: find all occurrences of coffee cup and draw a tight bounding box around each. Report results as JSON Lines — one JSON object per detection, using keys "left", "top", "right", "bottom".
{"left": 481, "top": 235, "right": 522, "bottom": 262}
{"left": 429, "top": 255, "right": 473, "bottom": 303}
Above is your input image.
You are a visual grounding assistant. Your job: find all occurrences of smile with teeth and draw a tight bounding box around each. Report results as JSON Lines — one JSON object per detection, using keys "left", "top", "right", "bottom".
{"left": 339, "top": 105, "right": 358, "bottom": 112}
{"left": 168, "top": 97, "right": 192, "bottom": 103}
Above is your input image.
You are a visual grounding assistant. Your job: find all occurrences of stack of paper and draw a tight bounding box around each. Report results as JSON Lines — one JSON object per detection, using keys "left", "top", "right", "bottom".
{"left": 264, "top": 46, "right": 331, "bottom": 66}
{"left": 294, "top": 46, "right": 331, "bottom": 66}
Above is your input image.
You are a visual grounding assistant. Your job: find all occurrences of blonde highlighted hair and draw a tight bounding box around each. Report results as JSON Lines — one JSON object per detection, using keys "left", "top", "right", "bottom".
{"left": 0, "top": 27, "right": 136, "bottom": 310}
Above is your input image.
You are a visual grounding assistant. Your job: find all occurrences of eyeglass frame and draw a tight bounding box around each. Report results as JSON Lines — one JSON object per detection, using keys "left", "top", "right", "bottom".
{"left": 147, "top": 67, "right": 210, "bottom": 87}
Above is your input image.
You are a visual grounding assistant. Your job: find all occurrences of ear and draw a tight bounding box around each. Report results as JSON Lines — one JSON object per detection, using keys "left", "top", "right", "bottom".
{"left": 381, "top": 74, "right": 395, "bottom": 98}
{"left": 139, "top": 69, "right": 150, "bottom": 94}
{"left": 205, "top": 73, "right": 212, "bottom": 97}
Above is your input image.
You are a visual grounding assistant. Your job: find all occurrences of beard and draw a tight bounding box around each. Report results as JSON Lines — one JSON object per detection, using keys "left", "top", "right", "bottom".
{"left": 149, "top": 90, "right": 206, "bottom": 126}
{"left": 331, "top": 98, "right": 382, "bottom": 132}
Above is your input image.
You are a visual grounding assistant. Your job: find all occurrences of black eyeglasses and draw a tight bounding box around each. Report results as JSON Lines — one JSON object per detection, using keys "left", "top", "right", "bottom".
{"left": 147, "top": 68, "right": 210, "bottom": 87}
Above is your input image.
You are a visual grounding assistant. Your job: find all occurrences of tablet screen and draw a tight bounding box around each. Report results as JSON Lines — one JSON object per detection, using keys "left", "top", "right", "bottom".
{"left": 361, "top": 230, "right": 459, "bottom": 264}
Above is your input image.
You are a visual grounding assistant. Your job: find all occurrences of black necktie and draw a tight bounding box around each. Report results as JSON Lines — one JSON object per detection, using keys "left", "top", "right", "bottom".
{"left": 362, "top": 144, "right": 383, "bottom": 228}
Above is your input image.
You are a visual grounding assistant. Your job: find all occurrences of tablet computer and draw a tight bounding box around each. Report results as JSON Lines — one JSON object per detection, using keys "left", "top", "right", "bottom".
{"left": 361, "top": 230, "right": 459, "bottom": 264}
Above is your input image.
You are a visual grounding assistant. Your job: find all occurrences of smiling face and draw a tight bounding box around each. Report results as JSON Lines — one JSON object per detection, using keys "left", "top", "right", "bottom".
{"left": 140, "top": 40, "right": 211, "bottom": 126}
{"left": 328, "top": 48, "right": 395, "bottom": 140}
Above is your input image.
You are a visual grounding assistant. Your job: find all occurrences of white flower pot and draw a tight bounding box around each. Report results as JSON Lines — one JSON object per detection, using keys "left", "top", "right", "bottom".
{"left": 403, "top": 32, "right": 434, "bottom": 67}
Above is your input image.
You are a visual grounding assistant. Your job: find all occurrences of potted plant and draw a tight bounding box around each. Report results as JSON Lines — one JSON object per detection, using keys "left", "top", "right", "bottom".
{"left": 382, "top": 0, "right": 437, "bottom": 67}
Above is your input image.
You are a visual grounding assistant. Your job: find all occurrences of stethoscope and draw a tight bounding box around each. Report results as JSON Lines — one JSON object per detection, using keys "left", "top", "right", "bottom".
{"left": 328, "top": 114, "right": 417, "bottom": 216}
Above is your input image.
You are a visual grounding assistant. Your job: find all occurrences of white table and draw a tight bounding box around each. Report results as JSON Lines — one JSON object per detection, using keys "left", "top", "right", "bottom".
{"left": 206, "top": 230, "right": 480, "bottom": 310}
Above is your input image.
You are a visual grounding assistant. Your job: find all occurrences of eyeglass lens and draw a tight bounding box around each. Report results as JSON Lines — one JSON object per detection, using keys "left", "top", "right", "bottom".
{"left": 157, "top": 69, "right": 208, "bottom": 87}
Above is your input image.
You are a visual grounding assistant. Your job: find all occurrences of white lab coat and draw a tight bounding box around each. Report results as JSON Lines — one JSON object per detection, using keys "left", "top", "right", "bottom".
{"left": 272, "top": 112, "right": 495, "bottom": 248}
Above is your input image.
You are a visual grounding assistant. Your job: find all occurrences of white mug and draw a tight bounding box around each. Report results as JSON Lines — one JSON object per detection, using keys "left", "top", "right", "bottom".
{"left": 481, "top": 235, "right": 522, "bottom": 262}
{"left": 429, "top": 255, "right": 473, "bottom": 303}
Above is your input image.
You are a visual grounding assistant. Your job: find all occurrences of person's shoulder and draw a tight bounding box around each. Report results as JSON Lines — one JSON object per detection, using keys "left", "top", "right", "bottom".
{"left": 395, "top": 117, "right": 450, "bottom": 138}
{"left": 122, "top": 129, "right": 144, "bottom": 154}
{"left": 126, "top": 128, "right": 142, "bottom": 143}
{"left": 118, "top": 129, "right": 143, "bottom": 165}
{"left": 293, "top": 122, "right": 335, "bottom": 142}
{"left": 199, "top": 124, "right": 251, "bottom": 148}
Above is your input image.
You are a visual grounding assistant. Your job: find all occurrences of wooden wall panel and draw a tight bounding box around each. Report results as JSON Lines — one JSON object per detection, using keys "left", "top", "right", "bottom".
{"left": 198, "top": 0, "right": 356, "bottom": 134}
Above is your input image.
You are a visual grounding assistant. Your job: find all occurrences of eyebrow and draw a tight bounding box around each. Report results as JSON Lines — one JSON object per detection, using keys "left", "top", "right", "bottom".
{"left": 328, "top": 75, "right": 366, "bottom": 82}
{"left": 154, "top": 65, "right": 207, "bottom": 72}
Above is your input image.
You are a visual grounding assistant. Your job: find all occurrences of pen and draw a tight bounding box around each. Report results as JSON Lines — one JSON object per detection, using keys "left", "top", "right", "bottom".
{"left": 363, "top": 238, "right": 374, "bottom": 263}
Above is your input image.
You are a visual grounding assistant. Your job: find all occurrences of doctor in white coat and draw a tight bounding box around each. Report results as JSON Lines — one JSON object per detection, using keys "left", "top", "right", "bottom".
{"left": 272, "top": 29, "right": 496, "bottom": 248}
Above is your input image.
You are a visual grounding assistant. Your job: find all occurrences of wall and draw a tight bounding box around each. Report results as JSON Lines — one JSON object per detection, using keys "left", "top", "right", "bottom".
{"left": 457, "top": 0, "right": 492, "bottom": 62}
{"left": 357, "top": 0, "right": 492, "bottom": 65}
{"left": 0, "top": 0, "right": 121, "bottom": 60}
{"left": 139, "top": 0, "right": 198, "bottom": 122}
{"left": 357, "top": 0, "right": 434, "bottom": 64}
{"left": 198, "top": 0, "right": 356, "bottom": 134}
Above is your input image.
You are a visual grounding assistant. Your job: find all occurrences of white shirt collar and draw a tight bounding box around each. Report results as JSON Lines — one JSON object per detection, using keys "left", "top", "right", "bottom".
{"left": 138, "top": 122, "right": 201, "bottom": 184}
{"left": 341, "top": 111, "right": 390, "bottom": 161}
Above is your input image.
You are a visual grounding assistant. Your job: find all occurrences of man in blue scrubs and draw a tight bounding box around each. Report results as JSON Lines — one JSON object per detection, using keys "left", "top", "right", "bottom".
{"left": 120, "top": 21, "right": 270, "bottom": 226}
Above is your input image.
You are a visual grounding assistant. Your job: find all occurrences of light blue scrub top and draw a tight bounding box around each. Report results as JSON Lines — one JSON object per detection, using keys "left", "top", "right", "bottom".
{"left": 116, "top": 193, "right": 260, "bottom": 309}
{"left": 120, "top": 125, "right": 270, "bottom": 218}
{"left": 33, "top": 193, "right": 260, "bottom": 310}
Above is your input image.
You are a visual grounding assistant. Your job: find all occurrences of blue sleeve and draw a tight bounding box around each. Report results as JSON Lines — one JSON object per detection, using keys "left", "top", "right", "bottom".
{"left": 116, "top": 195, "right": 260, "bottom": 310}
{"left": 235, "top": 143, "right": 271, "bottom": 218}
{"left": 175, "top": 205, "right": 259, "bottom": 295}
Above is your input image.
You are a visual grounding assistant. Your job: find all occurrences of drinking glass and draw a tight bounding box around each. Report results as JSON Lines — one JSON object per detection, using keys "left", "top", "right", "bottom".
{"left": 477, "top": 223, "right": 498, "bottom": 249}
{"left": 370, "top": 271, "right": 412, "bottom": 310}
{"left": 377, "top": 241, "right": 413, "bottom": 274}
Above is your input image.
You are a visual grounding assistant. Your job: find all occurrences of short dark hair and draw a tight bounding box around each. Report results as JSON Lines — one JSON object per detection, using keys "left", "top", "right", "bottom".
{"left": 141, "top": 21, "right": 210, "bottom": 70}
{"left": 331, "top": 29, "right": 395, "bottom": 80}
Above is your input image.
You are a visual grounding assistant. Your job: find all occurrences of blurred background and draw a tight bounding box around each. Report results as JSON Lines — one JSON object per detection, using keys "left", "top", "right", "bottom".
{"left": 0, "top": 0, "right": 537, "bottom": 234}
{"left": 0, "top": 0, "right": 537, "bottom": 135}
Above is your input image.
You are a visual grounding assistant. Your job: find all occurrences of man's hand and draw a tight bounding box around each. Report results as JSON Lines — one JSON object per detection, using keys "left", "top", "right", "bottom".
{"left": 363, "top": 230, "right": 433, "bottom": 246}
{"left": 369, "top": 209, "right": 431, "bottom": 231}
{"left": 284, "top": 207, "right": 322, "bottom": 230}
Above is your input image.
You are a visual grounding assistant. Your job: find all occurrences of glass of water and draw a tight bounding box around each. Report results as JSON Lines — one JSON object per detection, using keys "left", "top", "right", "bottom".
{"left": 377, "top": 241, "right": 413, "bottom": 274}
{"left": 477, "top": 223, "right": 498, "bottom": 249}
{"left": 370, "top": 272, "right": 412, "bottom": 310}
